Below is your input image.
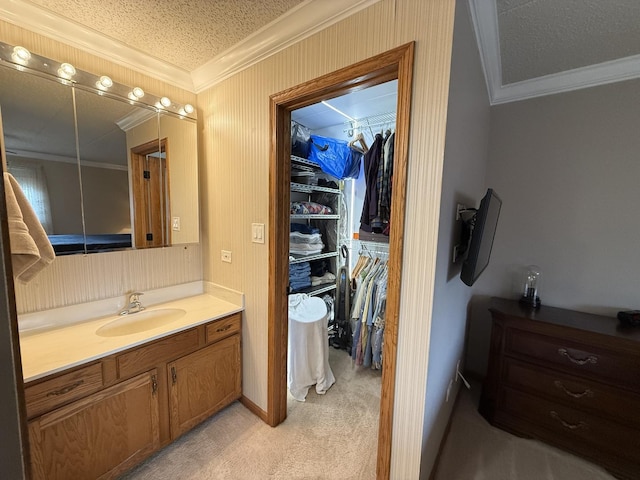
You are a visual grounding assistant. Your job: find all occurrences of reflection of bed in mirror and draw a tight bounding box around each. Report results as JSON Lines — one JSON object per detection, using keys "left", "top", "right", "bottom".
{"left": 49, "top": 234, "right": 132, "bottom": 254}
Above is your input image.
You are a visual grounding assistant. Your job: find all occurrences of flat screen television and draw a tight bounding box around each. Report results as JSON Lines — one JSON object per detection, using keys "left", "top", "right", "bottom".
{"left": 460, "top": 188, "right": 502, "bottom": 286}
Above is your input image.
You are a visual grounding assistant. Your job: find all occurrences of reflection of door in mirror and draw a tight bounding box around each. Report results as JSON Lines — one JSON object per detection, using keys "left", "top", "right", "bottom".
{"left": 131, "top": 139, "right": 170, "bottom": 248}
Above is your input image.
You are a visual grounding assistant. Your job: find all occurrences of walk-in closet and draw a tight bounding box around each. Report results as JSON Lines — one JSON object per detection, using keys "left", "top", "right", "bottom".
{"left": 286, "top": 80, "right": 398, "bottom": 433}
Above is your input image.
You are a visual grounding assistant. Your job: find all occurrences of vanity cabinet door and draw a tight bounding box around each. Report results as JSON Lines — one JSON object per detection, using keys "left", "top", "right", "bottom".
{"left": 29, "top": 370, "right": 160, "bottom": 480}
{"left": 168, "top": 334, "right": 241, "bottom": 439}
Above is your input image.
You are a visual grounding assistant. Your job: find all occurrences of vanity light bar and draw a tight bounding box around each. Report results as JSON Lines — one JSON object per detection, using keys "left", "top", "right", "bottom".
{"left": 0, "top": 41, "right": 196, "bottom": 121}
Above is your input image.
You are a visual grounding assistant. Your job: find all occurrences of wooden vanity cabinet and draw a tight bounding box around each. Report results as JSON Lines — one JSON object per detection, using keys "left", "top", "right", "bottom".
{"left": 168, "top": 334, "right": 241, "bottom": 438}
{"left": 28, "top": 370, "right": 160, "bottom": 480}
{"left": 480, "top": 298, "right": 640, "bottom": 480}
{"left": 25, "top": 312, "right": 242, "bottom": 480}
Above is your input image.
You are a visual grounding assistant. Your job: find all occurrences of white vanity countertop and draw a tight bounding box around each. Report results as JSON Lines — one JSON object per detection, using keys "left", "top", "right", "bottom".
{"left": 20, "top": 294, "right": 243, "bottom": 383}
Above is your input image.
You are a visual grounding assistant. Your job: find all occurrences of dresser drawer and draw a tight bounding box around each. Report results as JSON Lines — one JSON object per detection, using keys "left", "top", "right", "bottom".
{"left": 25, "top": 363, "right": 103, "bottom": 418}
{"left": 500, "top": 387, "right": 640, "bottom": 463}
{"left": 205, "top": 313, "right": 241, "bottom": 345}
{"left": 503, "top": 358, "right": 640, "bottom": 426}
{"left": 505, "top": 329, "right": 640, "bottom": 386}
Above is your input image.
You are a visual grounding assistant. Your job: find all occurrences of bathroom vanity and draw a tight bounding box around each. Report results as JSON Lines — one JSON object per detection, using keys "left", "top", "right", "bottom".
{"left": 20, "top": 294, "right": 242, "bottom": 479}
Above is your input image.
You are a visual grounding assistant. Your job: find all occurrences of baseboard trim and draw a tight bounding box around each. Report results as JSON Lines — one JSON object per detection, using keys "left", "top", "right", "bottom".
{"left": 240, "top": 395, "right": 269, "bottom": 423}
{"left": 428, "top": 386, "right": 464, "bottom": 480}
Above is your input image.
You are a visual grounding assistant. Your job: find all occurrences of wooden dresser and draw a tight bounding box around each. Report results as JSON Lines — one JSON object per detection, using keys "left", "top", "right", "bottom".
{"left": 480, "top": 298, "right": 640, "bottom": 480}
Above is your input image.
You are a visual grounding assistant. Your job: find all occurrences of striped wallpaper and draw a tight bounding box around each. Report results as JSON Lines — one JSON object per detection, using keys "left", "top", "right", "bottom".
{"left": 197, "top": 1, "right": 455, "bottom": 477}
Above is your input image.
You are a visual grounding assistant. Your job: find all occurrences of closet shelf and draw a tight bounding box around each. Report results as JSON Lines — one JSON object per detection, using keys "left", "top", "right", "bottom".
{"left": 291, "top": 155, "right": 320, "bottom": 171}
{"left": 289, "top": 251, "right": 338, "bottom": 265}
{"left": 290, "top": 182, "right": 341, "bottom": 195}
{"left": 343, "top": 111, "right": 396, "bottom": 134}
{"left": 294, "top": 283, "right": 337, "bottom": 297}
{"left": 290, "top": 214, "right": 339, "bottom": 220}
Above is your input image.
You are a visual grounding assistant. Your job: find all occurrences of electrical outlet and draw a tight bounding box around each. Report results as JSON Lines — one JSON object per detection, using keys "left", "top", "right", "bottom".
{"left": 446, "top": 379, "right": 453, "bottom": 402}
{"left": 172, "top": 217, "right": 181, "bottom": 231}
{"left": 221, "top": 250, "right": 232, "bottom": 263}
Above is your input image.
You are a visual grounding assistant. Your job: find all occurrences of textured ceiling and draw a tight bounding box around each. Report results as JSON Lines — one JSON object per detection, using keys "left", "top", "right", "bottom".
{"left": 497, "top": 0, "right": 640, "bottom": 84}
{"left": 26, "top": 0, "right": 306, "bottom": 71}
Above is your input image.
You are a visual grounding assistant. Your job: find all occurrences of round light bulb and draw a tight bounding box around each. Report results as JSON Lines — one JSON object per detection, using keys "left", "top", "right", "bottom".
{"left": 132, "top": 87, "right": 144, "bottom": 98}
{"left": 98, "top": 75, "right": 113, "bottom": 88}
{"left": 12, "top": 46, "right": 31, "bottom": 63}
{"left": 178, "top": 108, "right": 186, "bottom": 116}
{"left": 160, "top": 96, "right": 171, "bottom": 108}
{"left": 184, "top": 103, "right": 194, "bottom": 114}
{"left": 58, "top": 62, "right": 76, "bottom": 78}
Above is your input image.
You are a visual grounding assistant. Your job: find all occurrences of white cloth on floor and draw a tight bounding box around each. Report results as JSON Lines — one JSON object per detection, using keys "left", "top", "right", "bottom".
{"left": 3, "top": 172, "right": 55, "bottom": 282}
{"left": 287, "top": 294, "right": 335, "bottom": 401}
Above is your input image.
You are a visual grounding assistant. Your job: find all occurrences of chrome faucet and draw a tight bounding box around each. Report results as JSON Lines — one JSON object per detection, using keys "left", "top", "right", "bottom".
{"left": 120, "top": 292, "right": 145, "bottom": 315}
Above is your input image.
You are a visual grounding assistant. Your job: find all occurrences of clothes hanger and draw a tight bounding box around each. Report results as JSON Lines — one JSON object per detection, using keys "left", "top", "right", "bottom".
{"left": 348, "top": 132, "right": 369, "bottom": 153}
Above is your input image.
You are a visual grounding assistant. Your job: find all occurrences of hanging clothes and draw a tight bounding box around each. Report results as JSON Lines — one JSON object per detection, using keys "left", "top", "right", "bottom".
{"left": 359, "top": 134, "right": 384, "bottom": 232}
{"left": 350, "top": 255, "right": 388, "bottom": 369}
{"left": 360, "top": 132, "right": 395, "bottom": 235}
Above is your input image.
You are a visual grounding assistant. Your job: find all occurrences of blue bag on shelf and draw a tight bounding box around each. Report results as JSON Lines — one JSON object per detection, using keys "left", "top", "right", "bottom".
{"left": 308, "top": 134, "right": 362, "bottom": 179}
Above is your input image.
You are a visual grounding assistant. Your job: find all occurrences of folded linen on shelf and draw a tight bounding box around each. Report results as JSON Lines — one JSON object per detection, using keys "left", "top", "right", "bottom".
{"left": 290, "top": 223, "right": 320, "bottom": 235}
{"left": 290, "top": 244, "right": 324, "bottom": 255}
{"left": 290, "top": 201, "right": 333, "bottom": 215}
{"left": 311, "top": 271, "right": 336, "bottom": 287}
{"left": 289, "top": 261, "right": 311, "bottom": 291}
{"left": 290, "top": 231, "right": 323, "bottom": 243}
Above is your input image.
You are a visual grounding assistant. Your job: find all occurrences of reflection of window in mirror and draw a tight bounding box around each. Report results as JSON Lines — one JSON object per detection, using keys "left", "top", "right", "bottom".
{"left": 130, "top": 138, "right": 170, "bottom": 248}
{"left": 6, "top": 162, "right": 52, "bottom": 233}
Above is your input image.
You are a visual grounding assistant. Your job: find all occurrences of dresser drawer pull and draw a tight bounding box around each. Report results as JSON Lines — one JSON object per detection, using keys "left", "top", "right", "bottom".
{"left": 557, "top": 348, "right": 598, "bottom": 366}
{"left": 553, "top": 381, "right": 594, "bottom": 399}
{"left": 550, "top": 411, "right": 588, "bottom": 431}
{"left": 45, "top": 380, "right": 84, "bottom": 397}
{"left": 215, "top": 324, "right": 232, "bottom": 333}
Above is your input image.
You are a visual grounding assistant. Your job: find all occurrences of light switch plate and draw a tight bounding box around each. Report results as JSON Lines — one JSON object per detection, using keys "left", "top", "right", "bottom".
{"left": 251, "top": 223, "right": 265, "bottom": 244}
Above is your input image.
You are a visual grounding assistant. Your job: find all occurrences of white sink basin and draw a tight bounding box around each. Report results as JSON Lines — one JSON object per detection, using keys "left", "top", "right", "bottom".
{"left": 96, "top": 308, "right": 186, "bottom": 337}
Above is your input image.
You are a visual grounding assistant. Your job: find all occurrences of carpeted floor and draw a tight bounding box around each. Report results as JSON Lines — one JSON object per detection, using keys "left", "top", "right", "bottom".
{"left": 120, "top": 347, "right": 382, "bottom": 480}
{"left": 433, "top": 381, "right": 617, "bottom": 480}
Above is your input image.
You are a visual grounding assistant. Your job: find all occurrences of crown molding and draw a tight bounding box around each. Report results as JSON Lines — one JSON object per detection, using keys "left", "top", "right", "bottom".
{"left": 1, "top": 0, "right": 382, "bottom": 96}
{"left": 0, "top": 0, "right": 194, "bottom": 91}
{"left": 469, "top": 0, "right": 640, "bottom": 105}
{"left": 468, "top": 0, "right": 502, "bottom": 104}
{"left": 191, "top": 0, "right": 383, "bottom": 93}
{"left": 491, "top": 54, "right": 640, "bottom": 104}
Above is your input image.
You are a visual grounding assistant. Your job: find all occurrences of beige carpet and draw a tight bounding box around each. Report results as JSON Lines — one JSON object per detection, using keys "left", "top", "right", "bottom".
{"left": 121, "top": 347, "right": 381, "bottom": 479}
{"left": 433, "top": 382, "right": 617, "bottom": 480}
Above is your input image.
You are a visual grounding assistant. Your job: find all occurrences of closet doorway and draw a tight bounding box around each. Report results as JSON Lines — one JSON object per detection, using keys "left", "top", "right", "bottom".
{"left": 268, "top": 43, "right": 414, "bottom": 479}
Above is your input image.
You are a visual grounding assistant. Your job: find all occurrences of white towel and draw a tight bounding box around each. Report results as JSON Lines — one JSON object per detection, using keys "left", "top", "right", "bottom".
{"left": 3, "top": 172, "right": 55, "bottom": 282}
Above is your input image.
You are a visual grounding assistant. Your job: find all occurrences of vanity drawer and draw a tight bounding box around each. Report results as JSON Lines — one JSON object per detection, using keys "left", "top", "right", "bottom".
{"left": 505, "top": 329, "right": 640, "bottom": 386}
{"left": 117, "top": 328, "right": 199, "bottom": 379}
{"left": 25, "top": 362, "right": 103, "bottom": 418}
{"left": 206, "top": 313, "right": 241, "bottom": 344}
{"left": 503, "top": 358, "right": 640, "bottom": 426}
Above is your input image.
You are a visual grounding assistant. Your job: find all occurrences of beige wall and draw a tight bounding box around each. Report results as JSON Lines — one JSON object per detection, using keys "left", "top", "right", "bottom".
{"left": 197, "top": 0, "right": 455, "bottom": 476}
{"left": 0, "top": 20, "right": 203, "bottom": 315}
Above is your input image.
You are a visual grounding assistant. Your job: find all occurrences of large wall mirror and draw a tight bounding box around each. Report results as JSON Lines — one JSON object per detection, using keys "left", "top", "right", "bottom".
{"left": 0, "top": 43, "right": 199, "bottom": 255}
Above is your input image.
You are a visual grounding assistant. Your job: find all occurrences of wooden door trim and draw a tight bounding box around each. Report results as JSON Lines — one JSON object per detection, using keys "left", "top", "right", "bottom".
{"left": 267, "top": 42, "right": 415, "bottom": 480}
